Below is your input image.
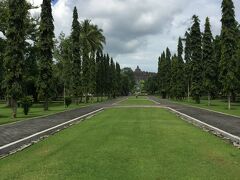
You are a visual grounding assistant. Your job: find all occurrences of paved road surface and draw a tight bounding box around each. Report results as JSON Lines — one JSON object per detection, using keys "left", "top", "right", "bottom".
{"left": 149, "top": 96, "right": 240, "bottom": 138}
{"left": 0, "top": 98, "right": 126, "bottom": 157}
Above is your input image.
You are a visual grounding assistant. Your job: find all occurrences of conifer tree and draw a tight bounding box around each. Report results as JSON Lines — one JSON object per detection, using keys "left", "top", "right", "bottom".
{"left": 71, "top": 7, "right": 82, "bottom": 104}
{"left": 89, "top": 54, "right": 96, "bottom": 100}
{"left": 37, "top": 0, "right": 54, "bottom": 110}
{"left": 203, "top": 17, "right": 217, "bottom": 106}
{"left": 190, "top": 15, "right": 202, "bottom": 104}
{"left": 95, "top": 51, "right": 102, "bottom": 101}
{"left": 116, "top": 62, "right": 121, "bottom": 96}
{"left": 165, "top": 48, "right": 172, "bottom": 98}
{"left": 158, "top": 52, "right": 165, "bottom": 97}
{"left": 170, "top": 54, "right": 178, "bottom": 98}
{"left": 106, "top": 54, "right": 111, "bottom": 97}
{"left": 109, "top": 58, "right": 116, "bottom": 98}
{"left": 184, "top": 31, "right": 192, "bottom": 101}
{"left": 176, "top": 37, "right": 185, "bottom": 99}
{"left": 4, "top": 0, "right": 27, "bottom": 117}
{"left": 220, "top": 0, "right": 238, "bottom": 110}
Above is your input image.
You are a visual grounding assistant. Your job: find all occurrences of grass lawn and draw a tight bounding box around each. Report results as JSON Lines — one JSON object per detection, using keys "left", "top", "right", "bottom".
{"left": 0, "top": 97, "right": 107, "bottom": 125}
{"left": 0, "top": 108, "right": 240, "bottom": 179}
{"left": 119, "top": 96, "right": 156, "bottom": 105}
{"left": 169, "top": 98, "right": 240, "bottom": 117}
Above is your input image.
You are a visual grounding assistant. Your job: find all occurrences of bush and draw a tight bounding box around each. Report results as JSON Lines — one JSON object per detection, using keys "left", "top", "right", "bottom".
{"left": 65, "top": 97, "right": 72, "bottom": 107}
{"left": 21, "top": 96, "right": 33, "bottom": 115}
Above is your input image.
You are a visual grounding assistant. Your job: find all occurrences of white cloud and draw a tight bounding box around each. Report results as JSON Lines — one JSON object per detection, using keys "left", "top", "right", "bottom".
{"left": 28, "top": 0, "right": 240, "bottom": 72}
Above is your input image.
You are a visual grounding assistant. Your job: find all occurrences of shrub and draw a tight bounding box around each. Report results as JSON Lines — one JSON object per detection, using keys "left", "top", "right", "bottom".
{"left": 21, "top": 96, "right": 33, "bottom": 115}
{"left": 65, "top": 97, "right": 72, "bottom": 107}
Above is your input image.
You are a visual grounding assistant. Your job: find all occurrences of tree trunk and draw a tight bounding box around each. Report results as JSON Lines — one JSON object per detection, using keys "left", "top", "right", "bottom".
{"left": 44, "top": 98, "right": 49, "bottom": 111}
{"left": 208, "top": 93, "right": 211, "bottom": 106}
{"left": 11, "top": 98, "right": 17, "bottom": 118}
{"left": 228, "top": 93, "right": 231, "bottom": 110}
{"left": 188, "top": 82, "right": 190, "bottom": 102}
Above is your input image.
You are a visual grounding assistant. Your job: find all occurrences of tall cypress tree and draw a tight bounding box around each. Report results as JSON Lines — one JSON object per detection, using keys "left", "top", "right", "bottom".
{"left": 158, "top": 52, "right": 165, "bottom": 97}
{"left": 176, "top": 37, "right": 185, "bottom": 99}
{"left": 38, "top": 0, "right": 54, "bottom": 111}
{"left": 190, "top": 15, "right": 202, "bottom": 104}
{"left": 109, "top": 58, "right": 116, "bottom": 98}
{"left": 116, "top": 62, "right": 121, "bottom": 96}
{"left": 4, "top": 0, "right": 27, "bottom": 118}
{"left": 71, "top": 7, "right": 82, "bottom": 104}
{"left": 89, "top": 54, "right": 96, "bottom": 100}
{"left": 165, "top": 48, "right": 172, "bottom": 98}
{"left": 95, "top": 51, "right": 102, "bottom": 101}
{"left": 184, "top": 31, "right": 192, "bottom": 102}
{"left": 220, "top": 0, "right": 238, "bottom": 110}
{"left": 170, "top": 54, "right": 178, "bottom": 98}
{"left": 203, "top": 17, "right": 217, "bottom": 106}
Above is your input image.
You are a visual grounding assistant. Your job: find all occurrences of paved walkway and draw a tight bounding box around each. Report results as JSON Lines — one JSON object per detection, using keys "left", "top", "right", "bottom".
{"left": 2, "top": 96, "right": 240, "bottom": 157}
{"left": 0, "top": 98, "right": 126, "bottom": 157}
{"left": 149, "top": 96, "right": 240, "bottom": 138}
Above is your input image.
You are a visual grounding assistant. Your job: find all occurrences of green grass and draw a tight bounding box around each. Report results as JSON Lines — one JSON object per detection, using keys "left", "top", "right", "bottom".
{"left": 1, "top": 108, "right": 240, "bottom": 179}
{"left": 169, "top": 98, "right": 240, "bottom": 117}
{"left": 119, "top": 96, "right": 156, "bottom": 105}
{"left": 0, "top": 97, "right": 107, "bottom": 125}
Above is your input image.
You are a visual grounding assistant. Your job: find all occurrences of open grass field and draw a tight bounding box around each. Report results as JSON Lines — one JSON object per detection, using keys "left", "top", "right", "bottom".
{"left": 170, "top": 98, "right": 240, "bottom": 117}
{"left": 1, "top": 107, "right": 240, "bottom": 179}
{"left": 119, "top": 96, "right": 156, "bottom": 105}
{"left": 0, "top": 97, "right": 107, "bottom": 125}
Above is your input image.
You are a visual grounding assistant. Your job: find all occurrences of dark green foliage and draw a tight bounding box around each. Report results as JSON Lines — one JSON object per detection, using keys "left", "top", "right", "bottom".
{"left": 120, "top": 74, "right": 130, "bottom": 96}
{"left": 158, "top": 48, "right": 171, "bottom": 98}
{"left": 21, "top": 96, "right": 33, "bottom": 115}
{"left": 95, "top": 51, "right": 102, "bottom": 99}
{"left": 80, "top": 20, "right": 105, "bottom": 102}
{"left": 203, "top": 17, "right": 218, "bottom": 105}
{"left": 122, "top": 67, "right": 135, "bottom": 92}
{"left": 0, "top": 0, "right": 8, "bottom": 36}
{"left": 175, "top": 38, "right": 186, "bottom": 99}
{"left": 115, "top": 62, "right": 121, "bottom": 96}
{"left": 145, "top": 75, "right": 158, "bottom": 95}
{"left": 65, "top": 97, "right": 72, "bottom": 108}
{"left": 190, "top": 15, "right": 203, "bottom": 104}
{"left": 109, "top": 58, "right": 116, "bottom": 98}
{"left": 170, "top": 54, "right": 177, "bottom": 98}
{"left": 220, "top": 0, "right": 238, "bottom": 109}
{"left": 54, "top": 33, "right": 72, "bottom": 99}
{"left": 213, "top": 35, "right": 222, "bottom": 94}
{"left": 4, "top": 0, "right": 27, "bottom": 117}
{"left": 37, "top": 0, "right": 54, "bottom": 110}
{"left": 184, "top": 31, "right": 192, "bottom": 100}
{"left": 71, "top": 7, "right": 82, "bottom": 100}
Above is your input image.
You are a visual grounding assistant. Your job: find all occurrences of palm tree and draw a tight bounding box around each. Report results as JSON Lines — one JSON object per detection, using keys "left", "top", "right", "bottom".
{"left": 80, "top": 20, "right": 106, "bottom": 103}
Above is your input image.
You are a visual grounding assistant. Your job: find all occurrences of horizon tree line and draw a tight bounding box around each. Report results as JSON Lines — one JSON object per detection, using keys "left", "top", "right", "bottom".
{"left": 156, "top": 0, "right": 240, "bottom": 109}
{"left": 0, "top": 0, "right": 130, "bottom": 118}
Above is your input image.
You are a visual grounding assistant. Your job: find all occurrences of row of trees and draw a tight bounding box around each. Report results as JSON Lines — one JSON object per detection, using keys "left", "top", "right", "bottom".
{"left": 0, "top": 0, "right": 130, "bottom": 118}
{"left": 156, "top": 0, "right": 240, "bottom": 109}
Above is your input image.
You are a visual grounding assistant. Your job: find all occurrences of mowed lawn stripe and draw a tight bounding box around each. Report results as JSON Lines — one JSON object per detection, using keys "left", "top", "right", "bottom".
{"left": 0, "top": 108, "right": 240, "bottom": 180}
{"left": 119, "top": 97, "right": 156, "bottom": 105}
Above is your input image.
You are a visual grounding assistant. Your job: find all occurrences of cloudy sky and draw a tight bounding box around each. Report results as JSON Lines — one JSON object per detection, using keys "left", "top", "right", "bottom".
{"left": 29, "top": 0, "right": 240, "bottom": 72}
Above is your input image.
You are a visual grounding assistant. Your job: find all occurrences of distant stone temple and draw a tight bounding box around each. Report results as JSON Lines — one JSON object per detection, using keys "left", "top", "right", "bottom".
{"left": 134, "top": 66, "right": 156, "bottom": 82}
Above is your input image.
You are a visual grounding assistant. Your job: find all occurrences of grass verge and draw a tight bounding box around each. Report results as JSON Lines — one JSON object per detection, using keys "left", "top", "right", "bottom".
{"left": 168, "top": 98, "right": 240, "bottom": 117}
{"left": 0, "top": 108, "right": 240, "bottom": 179}
{"left": 0, "top": 97, "right": 107, "bottom": 125}
{"left": 119, "top": 96, "right": 156, "bottom": 105}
